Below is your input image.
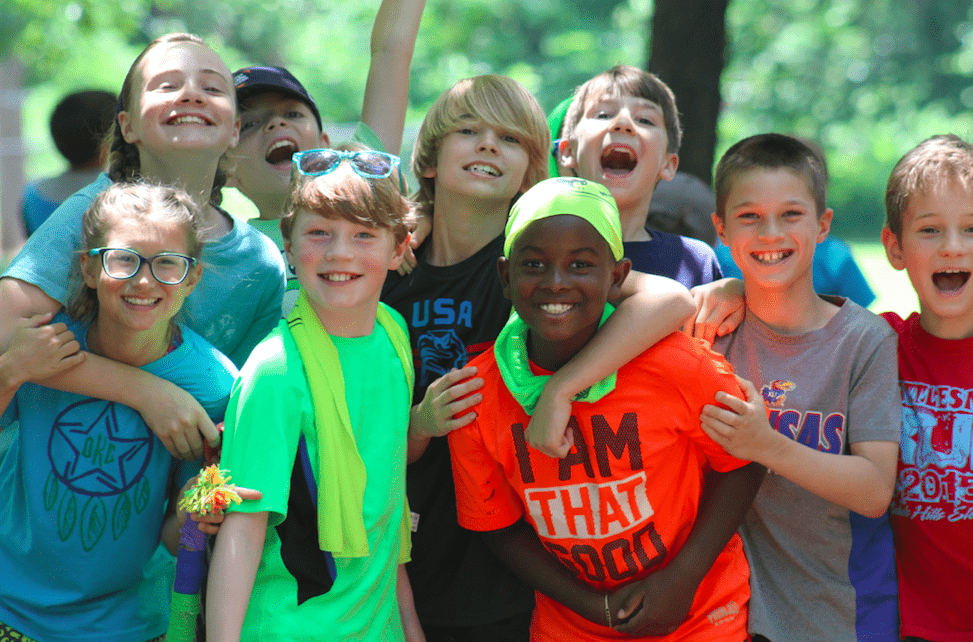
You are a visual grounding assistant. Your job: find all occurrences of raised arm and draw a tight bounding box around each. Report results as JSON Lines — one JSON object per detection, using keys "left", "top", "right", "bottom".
{"left": 0, "top": 278, "right": 218, "bottom": 459}
{"left": 360, "top": 0, "right": 426, "bottom": 156}
{"left": 527, "top": 271, "right": 694, "bottom": 457}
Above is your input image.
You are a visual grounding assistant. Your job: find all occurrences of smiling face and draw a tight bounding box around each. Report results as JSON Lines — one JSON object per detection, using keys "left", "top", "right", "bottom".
{"left": 499, "top": 215, "right": 630, "bottom": 371}
{"left": 285, "top": 183, "right": 407, "bottom": 337}
{"left": 559, "top": 93, "right": 677, "bottom": 223}
{"left": 715, "top": 167, "right": 832, "bottom": 296}
{"left": 228, "top": 92, "right": 328, "bottom": 215}
{"left": 80, "top": 212, "right": 200, "bottom": 350}
{"left": 883, "top": 179, "right": 973, "bottom": 338}
{"left": 423, "top": 117, "right": 531, "bottom": 209}
{"left": 117, "top": 41, "right": 240, "bottom": 166}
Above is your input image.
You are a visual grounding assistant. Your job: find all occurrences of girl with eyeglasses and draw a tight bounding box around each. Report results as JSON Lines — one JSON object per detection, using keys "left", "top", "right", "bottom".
{"left": 0, "top": 182, "right": 237, "bottom": 642}
{"left": 0, "top": 33, "right": 286, "bottom": 463}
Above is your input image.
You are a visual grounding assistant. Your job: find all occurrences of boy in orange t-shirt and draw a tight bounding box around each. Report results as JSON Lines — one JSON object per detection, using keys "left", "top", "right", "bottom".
{"left": 448, "top": 177, "right": 757, "bottom": 642}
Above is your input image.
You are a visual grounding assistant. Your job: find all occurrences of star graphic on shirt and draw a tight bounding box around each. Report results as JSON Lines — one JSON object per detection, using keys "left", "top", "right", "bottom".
{"left": 48, "top": 399, "right": 154, "bottom": 497}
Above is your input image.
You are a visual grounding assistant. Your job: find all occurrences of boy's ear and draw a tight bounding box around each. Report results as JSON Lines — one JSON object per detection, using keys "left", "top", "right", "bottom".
{"left": 817, "top": 208, "right": 834, "bottom": 243}
{"left": 557, "top": 139, "right": 578, "bottom": 175}
{"left": 712, "top": 213, "right": 727, "bottom": 245}
{"left": 658, "top": 152, "right": 679, "bottom": 183}
{"left": 881, "top": 227, "right": 906, "bottom": 271}
{"left": 284, "top": 238, "right": 294, "bottom": 267}
{"left": 388, "top": 232, "right": 411, "bottom": 271}
{"left": 497, "top": 257, "right": 512, "bottom": 300}
{"left": 318, "top": 130, "right": 331, "bottom": 148}
{"left": 609, "top": 257, "right": 633, "bottom": 300}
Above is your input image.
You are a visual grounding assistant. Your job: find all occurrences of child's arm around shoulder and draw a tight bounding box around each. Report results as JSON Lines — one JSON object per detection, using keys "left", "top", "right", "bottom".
{"left": 0, "top": 311, "right": 84, "bottom": 415}
{"left": 0, "top": 278, "right": 219, "bottom": 459}
{"left": 360, "top": 0, "right": 426, "bottom": 155}
{"left": 528, "top": 271, "right": 694, "bottom": 458}
{"left": 685, "top": 277, "right": 746, "bottom": 345}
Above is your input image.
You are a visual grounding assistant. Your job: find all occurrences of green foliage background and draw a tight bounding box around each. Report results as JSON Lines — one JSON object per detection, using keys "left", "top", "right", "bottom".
{"left": 6, "top": 0, "right": 973, "bottom": 239}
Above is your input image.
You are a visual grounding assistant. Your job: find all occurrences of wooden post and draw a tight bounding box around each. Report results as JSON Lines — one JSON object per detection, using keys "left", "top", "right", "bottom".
{"left": 0, "top": 55, "right": 26, "bottom": 266}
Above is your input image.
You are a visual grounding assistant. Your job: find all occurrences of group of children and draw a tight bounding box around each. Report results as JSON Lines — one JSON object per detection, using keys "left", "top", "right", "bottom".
{"left": 1, "top": 2, "right": 971, "bottom": 641}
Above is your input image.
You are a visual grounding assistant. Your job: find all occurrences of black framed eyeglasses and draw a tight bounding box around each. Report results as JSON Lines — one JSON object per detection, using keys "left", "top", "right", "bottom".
{"left": 88, "top": 248, "right": 197, "bottom": 285}
{"left": 292, "top": 148, "right": 401, "bottom": 180}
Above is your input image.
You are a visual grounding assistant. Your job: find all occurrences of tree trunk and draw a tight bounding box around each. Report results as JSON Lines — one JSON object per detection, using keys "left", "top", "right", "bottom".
{"left": 647, "top": 0, "right": 729, "bottom": 186}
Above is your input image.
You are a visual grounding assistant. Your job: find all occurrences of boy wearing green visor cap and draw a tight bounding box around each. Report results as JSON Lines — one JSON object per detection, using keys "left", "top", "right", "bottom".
{"left": 448, "top": 177, "right": 758, "bottom": 642}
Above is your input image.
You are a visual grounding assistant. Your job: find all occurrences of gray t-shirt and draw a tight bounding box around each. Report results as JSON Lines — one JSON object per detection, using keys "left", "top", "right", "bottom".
{"left": 714, "top": 297, "right": 901, "bottom": 642}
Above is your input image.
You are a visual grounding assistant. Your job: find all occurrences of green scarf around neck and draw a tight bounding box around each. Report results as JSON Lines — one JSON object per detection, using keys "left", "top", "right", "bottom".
{"left": 493, "top": 303, "right": 617, "bottom": 415}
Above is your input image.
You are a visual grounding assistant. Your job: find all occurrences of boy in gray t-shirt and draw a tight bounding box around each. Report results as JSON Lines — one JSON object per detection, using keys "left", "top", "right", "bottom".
{"left": 698, "top": 134, "right": 901, "bottom": 642}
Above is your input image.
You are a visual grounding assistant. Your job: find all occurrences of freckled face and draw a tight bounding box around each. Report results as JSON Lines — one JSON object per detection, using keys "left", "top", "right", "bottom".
{"left": 560, "top": 94, "right": 677, "bottom": 212}
{"left": 285, "top": 181, "right": 407, "bottom": 336}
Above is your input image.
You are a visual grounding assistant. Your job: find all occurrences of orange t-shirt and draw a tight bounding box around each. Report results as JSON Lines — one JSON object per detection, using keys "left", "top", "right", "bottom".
{"left": 449, "top": 332, "right": 750, "bottom": 642}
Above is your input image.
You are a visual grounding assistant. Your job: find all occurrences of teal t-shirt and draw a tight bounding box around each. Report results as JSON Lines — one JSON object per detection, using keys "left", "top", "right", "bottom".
{"left": 220, "top": 314, "right": 410, "bottom": 642}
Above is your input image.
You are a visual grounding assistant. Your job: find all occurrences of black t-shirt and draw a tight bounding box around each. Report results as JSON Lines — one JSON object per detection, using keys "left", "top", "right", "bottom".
{"left": 381, "top": 234, "right": 535, "bottom": 627}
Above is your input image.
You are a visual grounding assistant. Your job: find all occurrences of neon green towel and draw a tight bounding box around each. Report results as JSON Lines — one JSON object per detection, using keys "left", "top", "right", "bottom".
{"left": 287, "top": 290, "right": 414, "bottom": 558}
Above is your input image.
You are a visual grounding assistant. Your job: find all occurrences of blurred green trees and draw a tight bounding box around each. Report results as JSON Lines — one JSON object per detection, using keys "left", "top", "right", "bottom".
{"left": 7, "top": 0, "right": 973, "bottom": 237}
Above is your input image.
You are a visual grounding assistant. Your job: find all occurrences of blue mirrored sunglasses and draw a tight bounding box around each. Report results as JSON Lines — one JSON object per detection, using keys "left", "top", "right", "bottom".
{"left": 292, "top": 149, "right": 401, "bottom": 180}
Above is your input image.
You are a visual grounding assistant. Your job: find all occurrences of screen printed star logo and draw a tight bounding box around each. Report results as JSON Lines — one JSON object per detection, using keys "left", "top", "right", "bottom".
{"left": 48, "top": 399, "right": 154, "bottom": 497}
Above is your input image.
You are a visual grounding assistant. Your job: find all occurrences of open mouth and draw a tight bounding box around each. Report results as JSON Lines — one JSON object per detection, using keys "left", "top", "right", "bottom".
{"left": 751, "top": 250, "right": 794, "bottom": 264}
{"left": 600, "top": 145, "right": 637, "bottom": 174}
{"left": 933, "top": 269, "right": 971, "bottom": 293}
{"left": 464, "top": 162, "right": 501, "bottom": 177}
{"left": 167, "top": 114, "right": 212, "bottom": 126}
{"left": 123, "top": 296, "right": 160, "bottom": 306}
{"left": 266, "top": 139, "right": 299, "bottom": 165}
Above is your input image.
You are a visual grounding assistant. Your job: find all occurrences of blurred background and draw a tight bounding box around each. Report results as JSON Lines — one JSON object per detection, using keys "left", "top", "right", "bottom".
{"left": 4, "top": 0, "right": 971, "bottom": 315}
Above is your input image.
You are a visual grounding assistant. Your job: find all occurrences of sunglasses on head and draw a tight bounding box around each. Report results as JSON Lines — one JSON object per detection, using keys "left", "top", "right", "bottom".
{"left": 292, "top": 149, "right": 401, "bottom": 180}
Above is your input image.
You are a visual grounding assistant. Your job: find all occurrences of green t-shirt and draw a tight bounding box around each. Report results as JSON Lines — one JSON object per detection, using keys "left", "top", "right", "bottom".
{"left": 221, "top": 317, "right": 410, "bottom": 641}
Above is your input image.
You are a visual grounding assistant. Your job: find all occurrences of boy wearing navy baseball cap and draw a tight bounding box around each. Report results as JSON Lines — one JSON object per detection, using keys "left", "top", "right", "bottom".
{"left": 228, "top": 0, "right": 425, "bottom": 316}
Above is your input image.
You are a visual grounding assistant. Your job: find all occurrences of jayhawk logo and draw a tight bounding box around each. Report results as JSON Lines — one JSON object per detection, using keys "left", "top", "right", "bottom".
{"left": 417, "top": 329, "right": 467, "bottom": 386}
{"left": 761, "top": 380, "right": 796, "bottom": 408}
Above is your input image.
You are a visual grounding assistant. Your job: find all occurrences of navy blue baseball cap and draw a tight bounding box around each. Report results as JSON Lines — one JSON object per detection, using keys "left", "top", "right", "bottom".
{"left": 233, "top": 65, "right": 323, "bottom": 130}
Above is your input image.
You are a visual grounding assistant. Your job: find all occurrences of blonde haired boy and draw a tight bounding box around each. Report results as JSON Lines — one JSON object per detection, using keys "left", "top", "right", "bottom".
{"left": 381, "top": 75, "right": 696, "bottom": 640}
